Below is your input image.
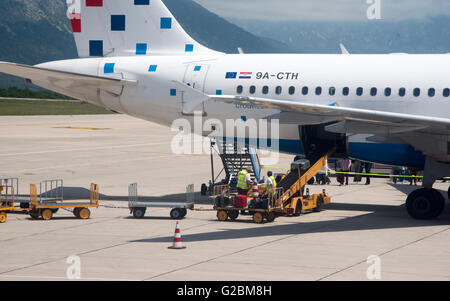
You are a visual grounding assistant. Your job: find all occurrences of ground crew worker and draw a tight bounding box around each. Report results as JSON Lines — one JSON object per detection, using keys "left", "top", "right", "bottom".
{"left": 265, "top": 171, "right": 277, "bottom": 206}
{"left": 265, "top": 171, "right": 276, "bottom": 196}
{"left": 237, "top": 168, "right": 253, "bottom": 196}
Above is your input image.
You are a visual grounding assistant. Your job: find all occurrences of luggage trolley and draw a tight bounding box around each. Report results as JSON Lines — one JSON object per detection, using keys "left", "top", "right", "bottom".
{"left": 128, "top": 183, "right": 195, "bottom": 219}
{"left": 211, "top": 184, "right": 284, "bottom": 224}
{"left": 0, "top": 184, "right": 15, "bottom": 223}
{"left": 26, "top": 182, "right": 100, "bottom": 220}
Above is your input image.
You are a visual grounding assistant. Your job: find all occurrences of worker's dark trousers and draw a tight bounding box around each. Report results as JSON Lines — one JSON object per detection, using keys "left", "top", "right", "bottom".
{"left": 364, "top": 164, "right": 372, "bottom": 184}
{"left": 237, "top": 188, "right": 249, "bottom": 196}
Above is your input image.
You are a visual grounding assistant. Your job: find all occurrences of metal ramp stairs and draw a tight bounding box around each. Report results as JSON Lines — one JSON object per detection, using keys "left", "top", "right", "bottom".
{"left": 209, "top": 140, "right": 261, "bottom": 190}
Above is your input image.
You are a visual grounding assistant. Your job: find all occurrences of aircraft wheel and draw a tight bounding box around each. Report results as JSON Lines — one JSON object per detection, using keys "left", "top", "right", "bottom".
{"left": 406, "top": 188, "right": 445, "bottom": 220}
{"left": 73, "top": 208, "right": 80, "bottom": 218}
{"left": 253, "top": 212, "right": 264, "bottom": 224}
{"left": 132, "top": 208, "right": 146, "bottom": 219}
{"left": 228, "top": 210, "right": 239, "bottom": 220}
{"left": 0, "top": 212, "right": 7, "bottom": 223}
{"left": 217, "top": 210, "right": 228, "bottom": 221}
{"left": 41, "top": 209, "right": 53, "bottom": 221}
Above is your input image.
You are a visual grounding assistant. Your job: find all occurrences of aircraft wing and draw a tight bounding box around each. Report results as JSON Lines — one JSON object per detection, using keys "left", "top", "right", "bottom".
{"left": 209, "top": 95, "right": 450, "bottom": 135}
{"left": 0, "top": 62, "right": 136, "bottom": 106}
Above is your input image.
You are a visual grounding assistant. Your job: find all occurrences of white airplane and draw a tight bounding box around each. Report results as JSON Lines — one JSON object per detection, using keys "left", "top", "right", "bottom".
{"left": 1, "top": 0, "right": 449, "bottom": 220}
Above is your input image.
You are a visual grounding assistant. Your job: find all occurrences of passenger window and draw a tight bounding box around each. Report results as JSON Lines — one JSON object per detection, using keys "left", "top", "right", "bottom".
{"left": 370, "top": 87, "right": 377, "bottom": 96}
{"left": 302, "top": 87, "right": 309, "bottom": 95}
{"left": 384, "top": 88, "right": 391, "bottom": 97}
{"left": 399, "top": 88, "right": 406, "bottom": 97}
{"left": 413, "top": 88, "right": 421, "bottom": 97}
{"left": 428, "top": 88, "right": 435, "bottom": 97}
{"left": 342, "top": 87, "right": 349, "bottom": 96}
{"left": 329, "top": 87, "right": 336, "bottom": 96}
{"left": 275, "top": 86, "right": 282, "bottom": 95}
{"left": 444, "top": 88, "right": 450, "bottom": 97}
{"left": 356, "top": 87, "right": 363, "bottom": 96}
{"left": 289, "top": 86, "right": 295, "bottom": 95}
{"left": 315, "top": 87, "right": 322, "bottom": 96}
{"left": 262, "top": 86, "right": 269, "bottom": 94}
{"left": 237, "top": 85, "right": 243, "bottom": 94}
{"left": 249, "top": 86, "right": 256, "bottom": 94}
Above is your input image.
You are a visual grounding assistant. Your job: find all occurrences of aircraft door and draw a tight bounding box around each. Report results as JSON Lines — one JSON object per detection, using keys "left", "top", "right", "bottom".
{"left": 182, "top": 64, "right": 209, "bottom": 115}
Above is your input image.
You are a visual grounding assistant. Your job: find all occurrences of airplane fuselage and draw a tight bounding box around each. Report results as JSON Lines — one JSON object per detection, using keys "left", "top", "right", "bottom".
{"left": 37, "top": 53, "right": 450, "bottom": 168}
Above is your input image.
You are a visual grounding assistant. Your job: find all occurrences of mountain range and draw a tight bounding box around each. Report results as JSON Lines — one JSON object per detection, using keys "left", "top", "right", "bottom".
{"left": 1, "top": 0, "right": 449, "bottom": 89}
{"left": 231, "top": 16, "right": 450, "bottom": 54}
{"left": 0, "top": 0, "right": 290, "bottom": 89}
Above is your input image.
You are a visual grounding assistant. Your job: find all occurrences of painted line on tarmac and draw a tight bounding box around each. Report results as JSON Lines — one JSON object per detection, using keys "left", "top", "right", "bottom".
{"left": 317, "top": 226, "right": 450, "bottom": 281}
{"left": 4, "top": 154, "right": 182, "bottom": 173}
{"left": 0, "top": 141, "right": 169, "bottom": 157}
{"left": 144, "top": 184, "right": 388, "bottom": 280}
{"left": 0, "top": 274, "right": 139, "bottom": 281}
{"left": 0, "top": 220, "right": 216, "bottom": 278}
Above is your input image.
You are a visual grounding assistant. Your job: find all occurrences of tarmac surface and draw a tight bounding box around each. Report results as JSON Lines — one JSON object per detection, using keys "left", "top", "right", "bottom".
{"left": 0, "top": 115, "right": 449, "bottom": 281}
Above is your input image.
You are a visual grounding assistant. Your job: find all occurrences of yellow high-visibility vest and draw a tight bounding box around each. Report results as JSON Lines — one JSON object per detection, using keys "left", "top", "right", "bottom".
{"left": 237, "top": 170, "right": 249, "bottom": 189}
{"left": 266, "top": 176, "right": 277, "bottom": 193}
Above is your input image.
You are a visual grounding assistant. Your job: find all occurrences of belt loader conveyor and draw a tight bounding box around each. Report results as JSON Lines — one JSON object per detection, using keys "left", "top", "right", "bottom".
{"left": 209, "top": 151, "right": 332, "bottom": 224}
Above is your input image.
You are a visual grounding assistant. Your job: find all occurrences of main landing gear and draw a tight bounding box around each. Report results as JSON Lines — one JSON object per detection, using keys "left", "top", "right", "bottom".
{"left": 405, "top": 158, "right": 449, "bottom": 220}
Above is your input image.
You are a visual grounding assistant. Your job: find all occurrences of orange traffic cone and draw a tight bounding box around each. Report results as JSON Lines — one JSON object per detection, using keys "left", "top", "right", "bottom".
{"left": 168, "top": 221, "right": 186, "bottom": 249}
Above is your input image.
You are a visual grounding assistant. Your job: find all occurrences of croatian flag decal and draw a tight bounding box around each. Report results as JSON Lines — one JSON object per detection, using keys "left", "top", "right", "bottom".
{"left": 239, "top": 72, "right": 252, "bottom": 79}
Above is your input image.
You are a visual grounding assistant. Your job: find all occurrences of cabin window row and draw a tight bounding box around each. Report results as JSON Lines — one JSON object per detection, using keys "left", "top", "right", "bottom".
{"left": 236, "top": 85, "right": 450, "bottom": 98}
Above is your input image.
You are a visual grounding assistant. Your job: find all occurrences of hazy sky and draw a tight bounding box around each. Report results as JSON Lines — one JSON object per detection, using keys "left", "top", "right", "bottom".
{"left": 194, "top": 0, "right": 450, "bottom": 22}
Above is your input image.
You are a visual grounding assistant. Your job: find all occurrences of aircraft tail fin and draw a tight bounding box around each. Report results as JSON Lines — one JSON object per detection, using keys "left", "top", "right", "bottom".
{"left": 66, "top": 0, "right": 217, "bottom": 57}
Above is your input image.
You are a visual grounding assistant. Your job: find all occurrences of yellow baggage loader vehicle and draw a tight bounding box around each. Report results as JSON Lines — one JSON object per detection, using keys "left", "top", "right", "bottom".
{"left": 210, "top": 152, "right": 332, "bottom": 224}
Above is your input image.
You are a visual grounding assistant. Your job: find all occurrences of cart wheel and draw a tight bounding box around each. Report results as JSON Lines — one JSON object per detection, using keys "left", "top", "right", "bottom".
{"left": 0, "top": 212, "right": 7, "bottom": 223}
{"left": 132, "top": 208, "right": 146, "bottom": 219}
{"left": 180, "top": 208, "right": 187, "bottom": 218}
{"left": 217, "top": 210, "right": 228, "bottom": 221}
{"left": 41, "top": 209, "right": 53, "bottom": 221}
{"left": 78, "top": 208, "right": 91, "bottom": 219}
{"left": 30, "top": 210, "right": 40, "bottom": 219}
{"left": 228, "top": 210, "right": 239, "bottom": 220}
{"left": 253, "top": 212, "right": 264, "bottom": 224}
{"left": 170, "top": 208, "right": 183, "bottom": 220}
{"left": 73, "top": 208, "right": 80, "bottom": 218}
{"left": 266, "top": 212, "right": 276, "bottom": 223}
{"left": 313, "top": 196, "right": 324, "bottom": 212}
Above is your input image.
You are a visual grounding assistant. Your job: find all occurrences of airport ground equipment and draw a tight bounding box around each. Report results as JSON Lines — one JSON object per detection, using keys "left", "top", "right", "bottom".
{"left": 210, "top": 184, "right": 281, "bottom": 223}
{"left": 0, "top": 178, "right": 63, "bottom": 208}
{"left": 23, "top": 182, "right": 99, "bottom": 220}
{"left": 209, "top": 152, "right": 331, "bottom": 223}
{"left": 203, "top": 140, "right": 261, "bottom": 195}
{"left": 128, "top": 183, "right": 194, "bottom": 219}
{"left": 0, "top": 185, "right": 15, "bottom": 223}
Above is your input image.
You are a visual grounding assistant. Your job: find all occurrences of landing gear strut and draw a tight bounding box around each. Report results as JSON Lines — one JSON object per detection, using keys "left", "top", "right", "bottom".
{"left": 405, "top": 157, "right": 449, "bottom": 220}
